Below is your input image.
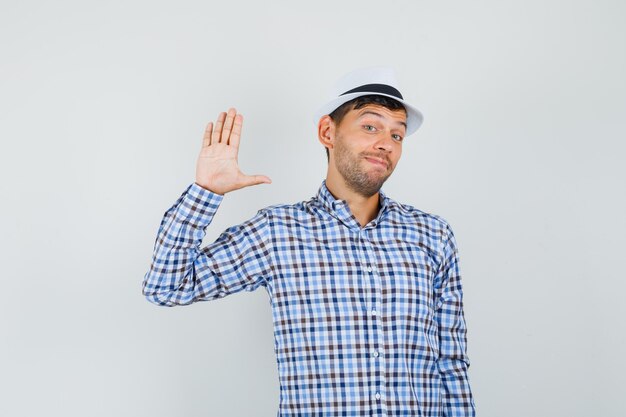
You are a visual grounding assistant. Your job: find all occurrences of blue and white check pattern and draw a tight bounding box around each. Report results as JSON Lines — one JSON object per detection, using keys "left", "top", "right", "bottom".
{"left": 143, "top": 180, "right": 476, "bottom": 416}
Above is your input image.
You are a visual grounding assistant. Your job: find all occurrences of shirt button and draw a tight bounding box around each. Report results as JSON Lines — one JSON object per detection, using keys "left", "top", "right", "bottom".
{"left": 366, "top": 266, "right": 373, "bottom": 273}
{"left": 375, "top": 392, "right": 381, "bottom": 400}
{"left": 373, "top": 350, "right": 379, "bottom": 358}
{"left": 371, "top": 309, "right": 377, "bottom": 316}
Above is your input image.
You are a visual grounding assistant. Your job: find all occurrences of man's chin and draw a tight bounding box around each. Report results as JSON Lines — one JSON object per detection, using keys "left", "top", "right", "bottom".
{"left": 356, "top": 177, "right": 389, "bottom": 197}
{"left": 368, "top": 170, "right": 391, "bottom": 186}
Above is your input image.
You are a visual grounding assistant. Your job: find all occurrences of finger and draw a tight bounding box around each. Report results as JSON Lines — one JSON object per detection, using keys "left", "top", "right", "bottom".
{"left": 229, "top": 114, "right": 243, "bottom": 148}
{"left": 242, "top": 174, "right": 272, "bottom": 187}
{"left": 212, "top": 112, "right": 226, "bottom": 144}
{"left": 202, "top": 122, "right": 213, "bottom": 147}
{"left": 222, "top": 107, "right": 236, "bottom": 144}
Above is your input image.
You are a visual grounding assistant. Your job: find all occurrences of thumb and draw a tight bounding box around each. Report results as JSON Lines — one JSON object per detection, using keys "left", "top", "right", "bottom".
{"left": 241, "top": 174, "right": 272, "bottom": 187}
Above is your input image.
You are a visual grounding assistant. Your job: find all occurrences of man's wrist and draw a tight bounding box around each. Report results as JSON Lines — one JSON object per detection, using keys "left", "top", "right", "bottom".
{"left": 194, "top": 182, "right": 223, "bottom": 195}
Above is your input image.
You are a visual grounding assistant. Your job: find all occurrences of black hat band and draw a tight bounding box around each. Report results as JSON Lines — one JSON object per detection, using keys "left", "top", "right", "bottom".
{"left": 340, "top": 83, "right": 403, "bottom": 100}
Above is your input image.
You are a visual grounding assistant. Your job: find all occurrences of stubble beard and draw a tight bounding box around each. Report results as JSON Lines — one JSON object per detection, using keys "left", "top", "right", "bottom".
{"left": 333, "top": 133, "right": 393, "bottom": 198}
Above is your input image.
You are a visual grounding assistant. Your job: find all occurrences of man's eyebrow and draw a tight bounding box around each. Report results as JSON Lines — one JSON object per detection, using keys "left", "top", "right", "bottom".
{"left": 358, "top": 110, "right": 407, "bottom": 129}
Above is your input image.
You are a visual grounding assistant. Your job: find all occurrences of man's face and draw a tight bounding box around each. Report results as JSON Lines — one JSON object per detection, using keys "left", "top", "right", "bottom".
{"left": 331, "top": 103, "right": 407, "bottom": 197}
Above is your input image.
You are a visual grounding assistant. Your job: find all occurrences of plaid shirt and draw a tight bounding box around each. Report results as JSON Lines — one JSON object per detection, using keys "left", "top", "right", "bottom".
{"left": 143, "top": 180, "right": 476, "bottom": 417}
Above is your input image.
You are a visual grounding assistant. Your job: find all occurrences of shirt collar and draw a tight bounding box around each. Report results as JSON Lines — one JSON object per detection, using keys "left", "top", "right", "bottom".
{"left": 314, "top": 179, "right": 393, "bottom": 229}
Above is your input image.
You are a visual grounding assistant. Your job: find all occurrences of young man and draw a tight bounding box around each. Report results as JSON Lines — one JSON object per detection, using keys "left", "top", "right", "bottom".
{"left": 143, "top": 67, "right": 476, "bottom": 416}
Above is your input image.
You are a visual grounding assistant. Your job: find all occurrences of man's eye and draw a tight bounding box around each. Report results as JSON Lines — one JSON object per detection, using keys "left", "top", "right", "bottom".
{"left": 364, "top": 125, "right": 376, "bottom": 131}
{"left": 392, "top": 134, "right": 404, "bottom": 142}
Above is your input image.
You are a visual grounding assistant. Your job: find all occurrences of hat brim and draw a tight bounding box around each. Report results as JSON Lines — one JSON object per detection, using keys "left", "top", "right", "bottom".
{"left": 314, "top": 92, "right": 424, "bottom": 137}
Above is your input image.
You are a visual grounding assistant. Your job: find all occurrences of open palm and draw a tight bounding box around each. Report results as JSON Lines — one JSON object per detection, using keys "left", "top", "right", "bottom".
{"left": 195, "top": 108, "right": 271, "bottom": 195}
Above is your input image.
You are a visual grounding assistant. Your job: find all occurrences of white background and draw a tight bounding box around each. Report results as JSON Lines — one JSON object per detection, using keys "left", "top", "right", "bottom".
{"left": 1, "top": 1, "right": 625, "bottom": 416}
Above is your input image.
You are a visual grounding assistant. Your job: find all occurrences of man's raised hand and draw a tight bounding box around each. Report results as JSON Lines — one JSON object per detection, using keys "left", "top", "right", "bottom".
{"left": 195, "top": 107, "right": 271, "bottom": 195}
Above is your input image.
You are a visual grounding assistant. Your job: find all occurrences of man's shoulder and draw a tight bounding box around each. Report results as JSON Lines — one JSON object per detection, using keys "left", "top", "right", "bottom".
{"left": 255, "top": 196, "right": 317, "bottom": 217}
{"left": 388, "top": 197, "right": 454, "bottom": 234}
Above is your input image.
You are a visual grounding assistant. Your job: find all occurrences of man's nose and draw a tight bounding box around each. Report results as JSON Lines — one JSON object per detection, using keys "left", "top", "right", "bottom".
{"left": 374, "top": 133, "right": 394, "bottom": 151}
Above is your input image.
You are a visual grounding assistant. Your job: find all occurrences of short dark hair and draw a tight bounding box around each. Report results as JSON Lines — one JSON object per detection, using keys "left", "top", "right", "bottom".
{"left": 324, "top": 95, "right": 407, "bottom": 161}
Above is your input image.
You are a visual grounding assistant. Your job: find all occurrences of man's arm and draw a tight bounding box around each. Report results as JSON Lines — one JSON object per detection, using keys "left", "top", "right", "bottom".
{"left": 142, "top": 107, "right": 273, "bottom": 306}
{"left": 142, "top": 183, "right": 273, "bottom": 306}
{"left": 434, "top": 224, "right": 476, "bottom": 416}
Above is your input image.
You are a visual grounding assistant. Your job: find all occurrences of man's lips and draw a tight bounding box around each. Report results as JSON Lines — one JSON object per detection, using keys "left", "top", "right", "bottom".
{"left": 364, "top": 156, "right": 388, "bottom": 168}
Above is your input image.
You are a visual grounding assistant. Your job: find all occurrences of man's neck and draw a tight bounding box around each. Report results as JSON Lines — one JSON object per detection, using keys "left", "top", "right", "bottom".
{"left": 325, "top": 174, "right": 381, "bottom": 228}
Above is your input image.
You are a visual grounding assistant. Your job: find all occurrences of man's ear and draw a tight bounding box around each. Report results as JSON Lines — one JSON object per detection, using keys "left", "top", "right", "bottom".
{"left": 317, "top": 115, "right": 335, "bottom": 152}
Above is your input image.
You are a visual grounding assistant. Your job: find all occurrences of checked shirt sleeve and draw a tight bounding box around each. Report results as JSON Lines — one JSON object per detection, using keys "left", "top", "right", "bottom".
{"left": 142, "top": 183, "right": 273, "bottom": 306}
{"left": 434, "top": 224, "right": 477, "bottom": 416}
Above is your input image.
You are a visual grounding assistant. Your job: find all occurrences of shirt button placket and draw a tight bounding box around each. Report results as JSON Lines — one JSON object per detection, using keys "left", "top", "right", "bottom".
{"left": 359, "top": 229, "right": 386, "bottom": 414}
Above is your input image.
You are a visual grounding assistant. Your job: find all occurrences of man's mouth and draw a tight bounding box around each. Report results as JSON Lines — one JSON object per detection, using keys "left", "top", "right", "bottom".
{"left": 364, "top": 156, "right": 388, "bottom": 168}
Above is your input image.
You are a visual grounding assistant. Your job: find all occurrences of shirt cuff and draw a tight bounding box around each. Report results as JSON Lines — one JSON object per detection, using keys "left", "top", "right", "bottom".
{"left": 176, "top": 182, "right": 225, "bottom": 227}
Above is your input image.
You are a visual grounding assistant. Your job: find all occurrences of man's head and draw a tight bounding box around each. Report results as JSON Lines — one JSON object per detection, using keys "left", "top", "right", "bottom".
{"left": 314, "top": 67, "right": 423, "bottom": 197}
{"left": 317, "top": 95, "right": 407, "bottom": 197}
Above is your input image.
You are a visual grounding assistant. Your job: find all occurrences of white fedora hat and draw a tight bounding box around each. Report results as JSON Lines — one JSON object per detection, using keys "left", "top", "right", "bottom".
{"left": 314, "top": 66, "right": 424, "bottom": 136}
